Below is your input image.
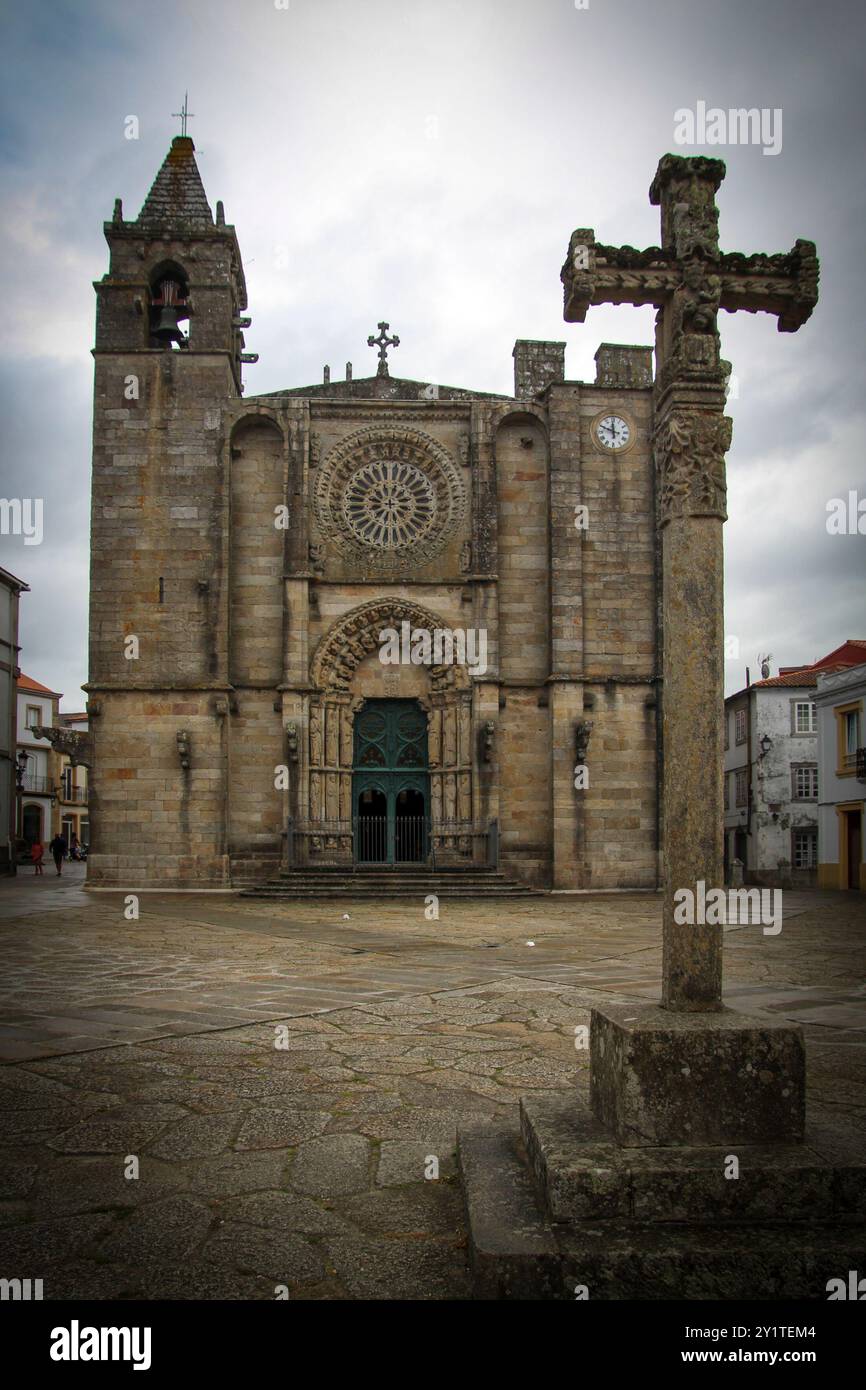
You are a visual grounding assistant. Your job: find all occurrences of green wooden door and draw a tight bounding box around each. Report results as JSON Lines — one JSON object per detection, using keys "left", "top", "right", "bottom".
{"left": 353, "top": 701, "right": 430, "bottom": 864}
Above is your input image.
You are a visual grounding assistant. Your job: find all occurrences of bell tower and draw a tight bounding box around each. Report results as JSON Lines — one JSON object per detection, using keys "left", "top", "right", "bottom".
{"left": 93, "top": 134, "right": 251, "bottom": 376}
{"left": 87, "top": 134, "right": 253, "bottom": 886}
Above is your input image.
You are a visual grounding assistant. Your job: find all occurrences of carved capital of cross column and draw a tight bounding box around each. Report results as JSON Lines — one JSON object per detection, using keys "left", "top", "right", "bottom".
{"left": 367, "top": 321, "right": 400, "bottom": 378}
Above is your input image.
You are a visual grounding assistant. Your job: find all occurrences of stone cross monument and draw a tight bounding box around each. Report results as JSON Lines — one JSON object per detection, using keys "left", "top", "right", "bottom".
{"left": 561, "top": 155, "right": 819, "bottom": 1145}
{"left": 461, "top": 162, "right": 861, "bottom": 1297}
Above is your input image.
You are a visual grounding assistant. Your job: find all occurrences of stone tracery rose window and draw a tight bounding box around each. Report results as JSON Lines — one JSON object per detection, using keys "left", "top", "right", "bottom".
{"left": 342, "top": 459, "right": 436, "bottom": 549}
{"left": 312, "top": 426, "right": 466, "bottom": 570}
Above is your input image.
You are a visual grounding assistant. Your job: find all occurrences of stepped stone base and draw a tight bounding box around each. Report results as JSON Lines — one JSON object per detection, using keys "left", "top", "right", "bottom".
{"left": 457, "top": 1092, "right": 866, "bottom": 1300}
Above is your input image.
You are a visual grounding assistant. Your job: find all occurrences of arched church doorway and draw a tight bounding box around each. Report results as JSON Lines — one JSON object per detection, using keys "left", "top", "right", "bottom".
{"left": 353, "top": 700, "right": 429, "bottom": 865}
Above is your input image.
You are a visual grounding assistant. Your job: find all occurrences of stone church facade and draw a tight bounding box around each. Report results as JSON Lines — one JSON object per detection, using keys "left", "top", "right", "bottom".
{"left": 86, "top": 136, "right": 661, "bottom": 891}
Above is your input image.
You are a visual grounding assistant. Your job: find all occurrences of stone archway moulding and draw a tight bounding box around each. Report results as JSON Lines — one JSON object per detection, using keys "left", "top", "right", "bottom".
{"left": 310, "top": 597, "right": 471, "bottom": 695}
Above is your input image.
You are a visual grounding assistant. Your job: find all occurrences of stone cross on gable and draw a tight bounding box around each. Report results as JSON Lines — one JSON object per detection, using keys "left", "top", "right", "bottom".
{"left": 561, "top": 154, "right": 819, "bottom": 1012}
{"left": 367, "top": 321, "right": 400, "bottom": 377}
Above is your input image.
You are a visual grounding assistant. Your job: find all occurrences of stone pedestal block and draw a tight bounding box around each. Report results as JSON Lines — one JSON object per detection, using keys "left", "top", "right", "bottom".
{"left": 590, "top": 1004, "right": 805, "bottom": 1148}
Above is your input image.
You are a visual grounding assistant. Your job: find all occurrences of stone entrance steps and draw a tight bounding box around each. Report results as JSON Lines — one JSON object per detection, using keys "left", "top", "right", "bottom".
{"left": 457, "top": 1094, "right": 866, "bottom": 1299}
{"left": 240, "top": 867, "right": 541, "bottom": 899}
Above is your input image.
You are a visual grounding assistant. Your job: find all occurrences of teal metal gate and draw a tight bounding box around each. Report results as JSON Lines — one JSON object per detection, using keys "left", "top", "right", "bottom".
{"left": 353, "top": 700, "right": 430, "bottom": 865}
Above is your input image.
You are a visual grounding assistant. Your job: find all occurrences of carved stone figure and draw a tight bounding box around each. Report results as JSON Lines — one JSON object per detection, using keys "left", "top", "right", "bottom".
{"left": 324, "top": 704, "right": 338, "bottom": 766}
{"left": 309, "top": 708, "right": 322, "bottom": 766}
{"left": 443, "top": 709, "right": 457, "bottom": 766}
{"left": 677, "top": 263, "right": 722, "bottom": 335}
{"left": 459, "top": 702, "right": 471, "bottom": 764}
{"left": 340, "top": 707, "right": 353, "bottom": 766}
{"left": 428, "top": 708, "right": 441, "bottom": 768}
{"left": 310, "top": 772, "right": 321, "bottom": 820}
{"left": 431, "top": 776, "right": 442, "bottom": 823}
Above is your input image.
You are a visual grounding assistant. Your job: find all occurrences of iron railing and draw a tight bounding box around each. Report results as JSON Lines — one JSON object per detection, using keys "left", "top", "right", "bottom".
{"left": 287, "top": 816, "right": 499, "bottom": 869}
{"left": 856, "top": 747, "right": 866, "bottom": 782}
{"left": 18, "top": 774, "right": 54, "bottom": 795}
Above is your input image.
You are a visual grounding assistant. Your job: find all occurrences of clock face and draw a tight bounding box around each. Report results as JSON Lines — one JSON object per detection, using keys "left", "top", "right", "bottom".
{"left": 595, "top": 414, "right": 631, "bottom": 451}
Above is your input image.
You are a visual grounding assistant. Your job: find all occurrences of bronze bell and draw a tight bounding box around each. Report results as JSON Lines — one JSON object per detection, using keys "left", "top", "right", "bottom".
{"left": 153, "top": 305, "right": 184, "bottom": 345}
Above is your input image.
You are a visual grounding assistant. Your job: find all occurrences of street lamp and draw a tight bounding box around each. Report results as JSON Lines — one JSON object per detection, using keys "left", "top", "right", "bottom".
{"left": 759, "top": 734, "right": 772, "bottom": 758}
{"left": 15, "top": 750, "right": 28, "bottom": 841}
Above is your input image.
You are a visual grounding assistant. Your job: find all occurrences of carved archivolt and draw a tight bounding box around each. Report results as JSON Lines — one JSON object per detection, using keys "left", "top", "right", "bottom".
{"left": 310, "top": 597, "right": 471, "bottom": 695}
{"left": 654, "top": 410, "right": 732, "bottom": 524}
{"left": 311, "top": 426, "right": 466, "bottom": 571}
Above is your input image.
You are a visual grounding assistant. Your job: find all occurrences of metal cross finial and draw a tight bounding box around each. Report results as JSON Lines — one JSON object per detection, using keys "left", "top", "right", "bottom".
{"left": 367, "top": 321, "right": 400, "bottom": 377}
{"left": 172, "top": 93, "right": 194, "bottom": 137}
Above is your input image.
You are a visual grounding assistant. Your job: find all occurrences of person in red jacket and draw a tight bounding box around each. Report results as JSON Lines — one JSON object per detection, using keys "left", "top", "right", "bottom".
{"left": 31, "top": 839, "right": 44, "bottom": 876}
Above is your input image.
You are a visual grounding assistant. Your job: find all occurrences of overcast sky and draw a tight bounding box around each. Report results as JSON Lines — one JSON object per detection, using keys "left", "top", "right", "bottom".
{"left": 0, "top": 0, "right": 863, "bottom": 706}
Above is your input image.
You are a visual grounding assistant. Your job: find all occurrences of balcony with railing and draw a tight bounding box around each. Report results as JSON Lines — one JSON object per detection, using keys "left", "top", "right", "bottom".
{"left": 856, "top": 747, "right": 866, "bottom": 782}
{"left": 19, "top": 773, "right": 54, "bottom": 795}
{"left": 59, "top": 785, "right": 88, "bottom": 804}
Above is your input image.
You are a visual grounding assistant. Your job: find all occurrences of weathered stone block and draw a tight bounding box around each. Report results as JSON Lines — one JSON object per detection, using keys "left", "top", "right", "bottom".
{"left": 590, "top": 1003, "right": 805, "bottom": 1147}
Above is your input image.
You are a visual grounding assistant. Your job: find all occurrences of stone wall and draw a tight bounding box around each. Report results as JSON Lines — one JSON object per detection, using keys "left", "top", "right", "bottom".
{"left": 229, "top": 417, "right": 285, "bottom": 687}
{"left": 87, "top": 692, "right": 229, "bottom": 888}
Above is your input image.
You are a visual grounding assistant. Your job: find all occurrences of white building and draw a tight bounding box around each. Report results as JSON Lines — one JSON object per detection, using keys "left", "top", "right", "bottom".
{"left": 724, "top": 670, "right": 820, "bottom": 888}
{"left": 57, "top": 711, "right": 90, "bottom": 850}
{"left": 724, "top": 642, "right": 866, "bottom": 888}
{"left": 815, "top": 662, "right": 865, "bottom": 891}
{"left": 0, "top": 566, "right": 28, "bottom": 871}
{"left": 16, "top": 673, "right": 61, "bottom": 850}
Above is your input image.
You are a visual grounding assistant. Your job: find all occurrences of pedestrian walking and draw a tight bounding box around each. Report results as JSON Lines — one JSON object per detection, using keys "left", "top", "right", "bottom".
{"left": 31, "top": 839, "right": 45, "bottom": 875}
{"left": 49, "top": 833, "right": 66, "bottom": 876}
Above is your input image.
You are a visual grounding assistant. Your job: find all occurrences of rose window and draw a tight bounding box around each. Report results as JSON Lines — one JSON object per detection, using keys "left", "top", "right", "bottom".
{"left": 342, "top": 460, "right": 436, "bottom": 550}
{"left": 311, "top": 426, "right": 466, "bottom": 570}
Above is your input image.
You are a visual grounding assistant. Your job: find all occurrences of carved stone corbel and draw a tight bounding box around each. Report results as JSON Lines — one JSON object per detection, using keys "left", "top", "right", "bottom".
{"left": 176, "top": 730, "right": 191, "bottom": 770}
{"left": 575, "top": 720, "right": 593, "bottom": 766}
{"left": 481, "top": 720, "right": 495, "bottom": 764}
{"left": 284, "top": 721, "right": 299, "bottom": 763}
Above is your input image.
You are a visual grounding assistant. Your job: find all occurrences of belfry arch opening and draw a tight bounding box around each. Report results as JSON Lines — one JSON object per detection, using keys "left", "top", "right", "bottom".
{"left": 148, "top": 261, "right": 190, "bottom": 349}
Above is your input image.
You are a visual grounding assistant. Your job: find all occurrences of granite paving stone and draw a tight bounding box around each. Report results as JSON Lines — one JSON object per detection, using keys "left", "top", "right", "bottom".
{"left": 0, "top": 879, "right": 862, "bottom": 1299}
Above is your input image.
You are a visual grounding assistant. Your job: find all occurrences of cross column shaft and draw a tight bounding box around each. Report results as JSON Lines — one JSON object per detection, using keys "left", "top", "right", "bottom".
{"left": 561, "top": 153, "right": 818, "bottom": 1013}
